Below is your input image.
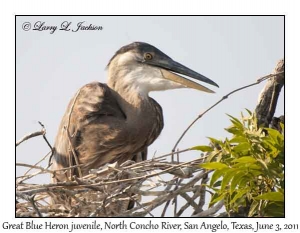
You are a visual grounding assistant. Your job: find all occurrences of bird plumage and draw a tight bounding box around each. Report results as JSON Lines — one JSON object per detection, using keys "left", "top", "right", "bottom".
{"left": 52, "top": 81, "right": 163, "bottom": 181}
{"left": 51, "top": 41, "right": 218, "bottom": 187}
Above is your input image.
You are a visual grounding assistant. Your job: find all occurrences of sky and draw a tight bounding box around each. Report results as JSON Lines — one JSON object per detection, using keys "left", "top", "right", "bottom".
{"left": 16, "top": 16, "right": 284, "bottom": 216}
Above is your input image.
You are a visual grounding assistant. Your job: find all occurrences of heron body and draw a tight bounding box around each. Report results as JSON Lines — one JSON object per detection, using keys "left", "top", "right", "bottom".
{"left": 51, "top": 42, "right": 218, "bottom": 182}
{"left": 53, "top": 82, "right": 163, "bottom": 178}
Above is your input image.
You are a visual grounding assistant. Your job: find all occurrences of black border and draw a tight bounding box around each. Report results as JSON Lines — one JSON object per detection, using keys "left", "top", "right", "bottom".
{"left": 15, "top": 15, "right": 285, "bottom": 219}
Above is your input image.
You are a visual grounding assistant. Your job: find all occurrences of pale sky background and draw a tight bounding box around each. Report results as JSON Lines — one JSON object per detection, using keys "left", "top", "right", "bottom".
{"left": 16, "top": 16, "right": 284, "bottom": 216}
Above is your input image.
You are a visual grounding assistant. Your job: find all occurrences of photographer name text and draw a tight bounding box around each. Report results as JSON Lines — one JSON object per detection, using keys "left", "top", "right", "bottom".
{"left": 22, "top": 21, "right": 103, "bottom": 34}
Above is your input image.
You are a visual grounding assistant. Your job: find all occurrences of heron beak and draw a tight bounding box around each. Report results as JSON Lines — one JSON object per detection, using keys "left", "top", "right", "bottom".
{"left": 150, "top": 59, "right": 219, "bottom": 93}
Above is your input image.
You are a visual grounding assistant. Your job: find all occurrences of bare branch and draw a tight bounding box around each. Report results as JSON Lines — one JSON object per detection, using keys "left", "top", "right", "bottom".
{"left": 28, "top": 195, "right": 42, "bottom": 217}
{"left": 16, "top": 122, "right": 52, "bottom": 151}
{"left": 64, "top": 89, "right": 83, "bottom": 178}
{"left": 255, "top": 59, "right": 284, "bottom": 127}
{"left": 38, "top": 121, "right": 53, "bottom": 151}
{"left": 16, "top": 129, "right": 45, "bottom": 147}
{"left": 172, "top": 70, "right": 284, "bottom": 152}
{"left": 191, "top": 200, "right": 224, "bottom": 217}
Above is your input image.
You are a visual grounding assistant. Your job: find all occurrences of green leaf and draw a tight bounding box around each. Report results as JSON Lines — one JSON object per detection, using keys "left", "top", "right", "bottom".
{"left": 221, "top": 169, "right": 237, "bottom": 191}
{"left": 239, "top": 176, "right": 250, "bottom": 188}
{"left": 248, "top": 200, "right": 259, "bottom": 217}
{"left": 210, "top": 191, "right": 226, "bottom": 207}
{"left": 248, "top": 168, "right": 263, "bottom": 176}
{"left": 225, "top": 125, "right": 243, "bottom": 135}
{"left": 227, "top": 114, "right": 244, "bottom": 129}
{"left": 201, "top": 162, "right": 228, "bottom": 170}
{"left": 257, "top": 159, "right": 269, "bottom": 171}
{"left": 207, "top": 137, "right": 219, "bottom": 144}
{"left": 213, "top": 180, "right": 222, "bottom": 187}
{"left": 245, "top": 109, "right": 252, "bottom": 116}
{"left": 248, "top": 164, "right": 263, "bottom": 170}
{"left": 280, "top": 180, "right": 285, "bottom": 189}
{"left": 230, "top": 171, "right": 246, "bottom": 193}
{"left": 232, "top": 156, "right": 257, "bottom": 164}
{"left": 277, "top": 151, "right": 284, "bottom": 164}
{"left": 280, "top": 123, "right": 284, "bottom": 132}
{"left": 229, "top": 189, "right": 247, "bottom": 205}
{"left": 254, "top": 192, "right": 284, "bottom": 202}
{"left": 206, "top": 151, "right": 221, "bottom": 162}
{"left": 266, "top": 128, "right": 282, "bottom": 141}
{"left": 195, "top": 110, "right": 284, "bottom": 217}
{"left": 210, "top": 168, "right": 227, "bottom": 187}
{"left": 229, "top": 136, "right": 248, "bottom": 144}
{"left": 232, "top": 142, "right": 251, "bottom": 153}
{"left": 191, "top": 145, "right": 213, "bottom": 152}
{"left": 264, "top": 202, "right": 284, "bottom": 217}
{"left": 263, "top": 139, "right": 279, "bottom": 157}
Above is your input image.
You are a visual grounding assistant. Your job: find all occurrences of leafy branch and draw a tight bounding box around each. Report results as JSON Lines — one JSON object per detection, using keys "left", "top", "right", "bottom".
{"left": 197, "top": 110, "right": 284, "bottom": 217}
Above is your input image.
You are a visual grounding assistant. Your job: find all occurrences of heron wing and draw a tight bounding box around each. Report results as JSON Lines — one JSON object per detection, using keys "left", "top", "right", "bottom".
{"left": 51, "top": 82, "right": 126, "bottom": 181}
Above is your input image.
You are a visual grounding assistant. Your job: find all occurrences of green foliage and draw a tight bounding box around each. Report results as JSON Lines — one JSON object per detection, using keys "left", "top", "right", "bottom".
{"left": 198, "top": 110, "right": 284, "bottom": 217}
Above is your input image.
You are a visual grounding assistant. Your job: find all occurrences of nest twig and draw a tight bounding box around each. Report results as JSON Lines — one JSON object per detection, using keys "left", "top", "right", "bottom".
{"left": 16, "top": 148, "right": 218, "bottom": 217}
{"left": 16, "top": 120, "right": 219, "bottom": 217}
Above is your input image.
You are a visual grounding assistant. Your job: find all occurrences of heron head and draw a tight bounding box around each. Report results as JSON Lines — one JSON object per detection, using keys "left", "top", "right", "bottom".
{"left": 107, "top": 42, "right": 219, "bottom": 95}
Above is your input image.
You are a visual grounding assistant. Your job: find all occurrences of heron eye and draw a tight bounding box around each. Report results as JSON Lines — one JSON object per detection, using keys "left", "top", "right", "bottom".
{"left": 144, "top": 53, "right": 153, "bottom": 60}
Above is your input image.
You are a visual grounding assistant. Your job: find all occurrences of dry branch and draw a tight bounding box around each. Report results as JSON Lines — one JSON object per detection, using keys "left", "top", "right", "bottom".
{"left": 16, "top": 122, "right": 52, "bottom": 151}
{"left": 16, "top": 124, "right": 211, "bottom": 217}
{"left": 255, "top": 59, "right": 284, "bottom": 127}
{"left": 65, "top": 89, "right": 83, "bottom": 178}
{"left": 191, "top": 200, "right": 224, "bottom": 217}
{"left": 16, "top": 151, "right": 211, "bottom": 217}
{"left": 16, "top": 123, "right": 46, "bottom": 147}
{"left": 172, "top": 62, "right": 285, "bottom": 152}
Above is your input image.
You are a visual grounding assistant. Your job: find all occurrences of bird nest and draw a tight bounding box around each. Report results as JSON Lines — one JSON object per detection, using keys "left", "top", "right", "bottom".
{"left": 16, "top": 150, "right": 213, "bottom": 217}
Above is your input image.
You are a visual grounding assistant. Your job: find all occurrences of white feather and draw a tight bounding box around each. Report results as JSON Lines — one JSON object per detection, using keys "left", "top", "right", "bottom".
{"left": 118, "top": 52, "right": 184, "bottom": 96}
{"left": 123, "top": 66, "right": 184, "bottom": 96}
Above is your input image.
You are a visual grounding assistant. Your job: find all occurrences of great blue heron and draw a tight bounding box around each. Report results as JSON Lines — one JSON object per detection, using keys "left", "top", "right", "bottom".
{"left": 51, "top": 42, "right": 218, "bottom": 183}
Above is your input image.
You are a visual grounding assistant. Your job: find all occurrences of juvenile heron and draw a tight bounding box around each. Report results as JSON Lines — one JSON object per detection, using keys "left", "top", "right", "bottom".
{"left": 51, "top": 42, "right": 218, "bottom": 182}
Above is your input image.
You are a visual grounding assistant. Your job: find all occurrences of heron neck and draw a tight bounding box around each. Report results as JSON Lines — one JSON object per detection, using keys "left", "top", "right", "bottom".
{"left": 111, "top": 84, "right": 151, "bottom": 115}
{"left": 108, "top": 82, "right": 151, "bottom": 118}
{"left": 107, "top": 71, "right": 162, "bottom": 140}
